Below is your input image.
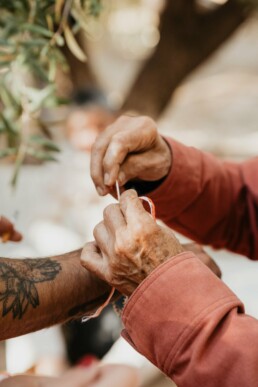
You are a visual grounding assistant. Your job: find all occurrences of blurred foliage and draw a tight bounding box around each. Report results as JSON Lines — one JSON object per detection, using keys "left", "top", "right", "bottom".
{"left": 0, "top": 0, "right": 102, "bottom": 186}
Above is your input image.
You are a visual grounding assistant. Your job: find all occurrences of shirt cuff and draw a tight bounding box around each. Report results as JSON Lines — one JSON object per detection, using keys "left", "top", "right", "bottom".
{"left": 122, "top": 252, "right": 242, "bottom": 375}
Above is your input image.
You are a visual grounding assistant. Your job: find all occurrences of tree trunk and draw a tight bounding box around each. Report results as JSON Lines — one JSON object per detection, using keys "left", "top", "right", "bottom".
{"left": 122, "top": 0, "right": 249, "bottom": 118}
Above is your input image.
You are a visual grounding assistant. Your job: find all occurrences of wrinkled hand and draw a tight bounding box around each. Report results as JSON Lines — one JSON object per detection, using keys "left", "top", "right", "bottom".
{"left": 183, "top": 243, "right": 222, "bottom": 278}
{"left": 0, "top": 365, "right": 139, "bottom": 387}
{"left": 91, "top": 115, "right": 171, "bottom": 196}
{"left": 81, "top": 190, "right": 184, "bottom": 296}
{"left": 0, "top": 216, "right": 22, "bottom": 243}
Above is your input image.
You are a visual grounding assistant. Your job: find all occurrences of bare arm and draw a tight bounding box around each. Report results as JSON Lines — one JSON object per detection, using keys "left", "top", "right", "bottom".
{"left": 0, "top": 249, "right": 111, "bottom": 340}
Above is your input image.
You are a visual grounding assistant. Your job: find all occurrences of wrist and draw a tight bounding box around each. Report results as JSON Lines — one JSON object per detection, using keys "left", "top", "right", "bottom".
{"left": 158, "top": 136, "right": 172, "bottom": 179}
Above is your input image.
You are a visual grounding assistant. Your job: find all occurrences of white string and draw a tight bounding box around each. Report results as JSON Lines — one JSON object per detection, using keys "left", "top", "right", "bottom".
{"left": 116, "top": 180, "right": 121, "bottom": 201}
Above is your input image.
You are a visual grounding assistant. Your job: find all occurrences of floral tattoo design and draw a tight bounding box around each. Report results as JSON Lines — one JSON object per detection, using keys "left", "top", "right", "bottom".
{"left": 0, "top": 258, "right": 61, "bottom": 319}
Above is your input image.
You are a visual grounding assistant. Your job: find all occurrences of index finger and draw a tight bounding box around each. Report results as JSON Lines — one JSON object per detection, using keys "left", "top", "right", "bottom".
{"left": 102, "top": 117, "right": 157, "bottom": 187}
{"left": 91, "top": 121, "right": 122, "bottom": 195}
{"left": 119, "top": 190, "right": 153, "bottom": 226}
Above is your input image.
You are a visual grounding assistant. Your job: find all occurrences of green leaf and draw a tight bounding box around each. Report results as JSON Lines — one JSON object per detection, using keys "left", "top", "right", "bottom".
{"left": 11, "top": 147, "right": 26, "bottom": 187}
{"left": 23, "top": 84, "right": 56, "bottom": 112}
{"left": 0, "top": 82, "right": 20, "bottom": 111}
{"left": 27, "top": 59, "right": 49, "bottom": 82}
{"left": 0, "top": 60, "right": 11, "bottom": 68}
{"left": 27, "top": 148, "right": 58, "bottom": 161}
{"left": 29, "top": 135, "right": 60, "bottom": 152}
{"left": 21, "top": 39, "right": 48, "bottom": 48}
{"left": 0, "top": 112, "right": 18, "bottom": 135}
{"left": 20, "top": 23, "right": 54, "bottom": 38}
{"left": 64, "top": 24, "right": 87, "bottom": 62}
{"left": 0, "top": 148, "right": 16, "bottom": 159}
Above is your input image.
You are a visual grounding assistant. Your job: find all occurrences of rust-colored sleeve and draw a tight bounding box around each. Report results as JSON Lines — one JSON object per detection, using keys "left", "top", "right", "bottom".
{"left": 149, "top": 138, "right": 258, "bottom": 260}
{"left": 122, "top": 252, "right": 258, "bottom": 387}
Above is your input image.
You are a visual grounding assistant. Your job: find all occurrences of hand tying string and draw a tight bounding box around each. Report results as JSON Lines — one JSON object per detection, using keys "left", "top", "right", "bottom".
{"left": 81, "top": 182, "right": 156, "bottom": 323}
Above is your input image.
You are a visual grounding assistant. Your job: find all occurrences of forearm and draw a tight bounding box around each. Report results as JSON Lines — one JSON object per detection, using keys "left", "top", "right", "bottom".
{"left": 149, "top": 138, "right": 258, "bottom": 258}
{"left": 0, "top": 250, "right": 111, "bottom": 340}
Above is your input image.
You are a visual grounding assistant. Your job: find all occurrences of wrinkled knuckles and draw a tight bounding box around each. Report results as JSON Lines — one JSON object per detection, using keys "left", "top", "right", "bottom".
{"left": 116, "top": 115, "right": 130, "bottom": 123}
{"left": 138, "top": 115, "right": 156, "bottom": 130}
{"left": 132, "top": 222, "right": 157, "bottom": 240}
{"left": 121, "top": 189, "right": 138, "bottom": 201}
{"left": 93, "top": 221, "right": 104, "bottom": 241}
{"left": 114, "top": 238, "right": 127, "bottom": 257}
{"left": 103, "top": 204, "right": 118, "bottom": 222}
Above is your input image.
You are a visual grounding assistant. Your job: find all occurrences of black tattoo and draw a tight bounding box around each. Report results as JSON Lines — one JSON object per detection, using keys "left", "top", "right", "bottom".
{"left": 0, "top": 259, "right": 61, "bottom": 319}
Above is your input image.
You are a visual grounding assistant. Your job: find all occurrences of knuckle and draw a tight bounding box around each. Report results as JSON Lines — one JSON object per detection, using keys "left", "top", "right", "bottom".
{"left": 90, "top": 166, "right": 99, "bottom": 180}
{"left": 103, "top": 204, "right": 116, "bottom": 220}
{"left": 92, "top": 137, "right": 104, "bottom": 152}
{"left": 116, "top": 115, "right": 128, "bottom": 124}
{"left": 93, "top": 221, "right": 103, "bottom": 240}
{"left": 132, "top": 221, "right": 155, "bottom": 241}
{"left": 90, "top": 167, "right": 98, "bottom": 181}
{"left": 103, "top": 154, "right": 114, "bottom": 170}
{"left": 114, "top": 231, "right": 127, "bottom": 255}
{"left": 132, "top": 222, "right": 145, "bottom": 237}
{"left": 114, "top": 240, "right": 124, "bottom": 256}
{"left": 139, "top": 115, "right": 156, "bottom": 130}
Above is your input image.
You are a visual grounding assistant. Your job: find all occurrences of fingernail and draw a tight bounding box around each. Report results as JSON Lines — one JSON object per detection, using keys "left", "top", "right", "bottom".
{"left": 118, "top": 171, "right": 126, "bottom": 184}
{"left": 104, "top": 173, "right": 110, "bottom": 185}
{"left": 96, "top": 186, "right": 104, "bottom": 196}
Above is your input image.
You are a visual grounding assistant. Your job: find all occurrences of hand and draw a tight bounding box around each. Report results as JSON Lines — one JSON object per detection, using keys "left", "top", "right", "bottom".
{"left": 91, "top": 115, "right": 171, "bottom": 196}
{"left": 183, "top": 243, "right": 222, "bottom": 278}
{"left": 81, "top": 190, "right": 184, "bottom": 296}
{"left": 0, "top": 216, "right": 22, "bottom": 243}
{"left": 0, "top": 365, "right": 139, "bottom": 387}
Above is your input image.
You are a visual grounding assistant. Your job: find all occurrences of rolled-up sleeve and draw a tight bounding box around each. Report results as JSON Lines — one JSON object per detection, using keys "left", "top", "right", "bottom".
{"left": 122, "top": 252, "right": 258, "bottom": 386}
{"left": 149, "top": 138, "right": 258, "bottom": 260}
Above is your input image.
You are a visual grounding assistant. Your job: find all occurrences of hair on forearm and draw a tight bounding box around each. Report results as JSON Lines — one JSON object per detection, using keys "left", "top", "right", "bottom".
{"left": 0, "top": 258, "right": 61, "bottom": 320}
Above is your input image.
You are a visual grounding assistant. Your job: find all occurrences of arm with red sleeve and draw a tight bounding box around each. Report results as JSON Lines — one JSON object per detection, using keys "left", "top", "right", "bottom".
{"left": 122, "top": 252, "right": 258, "bottom": 387}
{"left": 149, "top": 138, "right": 258, "bottom": 260}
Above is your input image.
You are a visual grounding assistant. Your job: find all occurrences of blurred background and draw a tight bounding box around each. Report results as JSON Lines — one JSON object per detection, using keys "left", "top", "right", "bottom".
{"left": 0, "top": 0, "right": 258, "bottom": 386}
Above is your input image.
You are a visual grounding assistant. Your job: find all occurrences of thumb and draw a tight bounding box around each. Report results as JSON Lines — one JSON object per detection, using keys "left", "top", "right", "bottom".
{"left": 118, "top": 153, "right": 151, "bottom": 186}
{"left": 81, "top": 242, "right": 107, "bottom": 281}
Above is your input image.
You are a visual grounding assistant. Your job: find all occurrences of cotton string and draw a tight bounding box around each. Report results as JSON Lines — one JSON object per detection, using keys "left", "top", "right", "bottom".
{"left": 82, "top": 181, "right": 156, "bottom": 323}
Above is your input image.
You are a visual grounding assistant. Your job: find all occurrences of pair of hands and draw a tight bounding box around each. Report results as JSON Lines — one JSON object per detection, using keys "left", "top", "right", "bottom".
{"left": 0, "top": 114, "right": 220, "bottom": 297}
{"left": 1, "top": 365, "right": 139, "bottom": 387}
{"left": 81, "top": 189, "right": 221, "bottom": 296}
{"left": 81, "top": 115, "right": 221, "bottom": 297}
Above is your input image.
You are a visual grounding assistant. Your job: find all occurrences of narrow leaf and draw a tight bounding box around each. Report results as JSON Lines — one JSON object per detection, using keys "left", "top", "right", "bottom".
{"left": 64, "top": 25, "right": 87, "bottom": 62}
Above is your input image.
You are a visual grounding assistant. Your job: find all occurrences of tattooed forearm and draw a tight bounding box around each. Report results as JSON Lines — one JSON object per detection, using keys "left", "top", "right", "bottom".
{"left": 0, "top": 258, "right": 61, "bottom": 319}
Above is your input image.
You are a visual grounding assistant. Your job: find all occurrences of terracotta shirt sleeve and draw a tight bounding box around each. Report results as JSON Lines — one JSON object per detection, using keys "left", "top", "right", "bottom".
{"left": 149, "top": 138, "right": 258, "bottom": 260}
{"left": 122, "top": 252, "right": 258, "bottom": 387}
